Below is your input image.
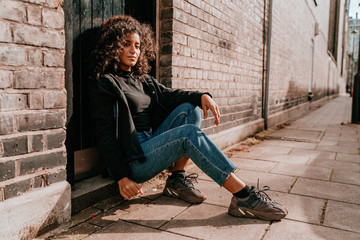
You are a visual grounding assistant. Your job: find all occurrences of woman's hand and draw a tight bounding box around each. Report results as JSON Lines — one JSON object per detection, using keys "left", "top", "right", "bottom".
{"left": 117, "top": 177, "right": 143, "bottom": 200}
{"left": 201, "top": 94, "right": 220, "bottom": 126}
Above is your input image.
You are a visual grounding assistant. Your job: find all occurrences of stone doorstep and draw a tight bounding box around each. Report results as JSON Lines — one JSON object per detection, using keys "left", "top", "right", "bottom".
{"left": 71, "top": 171, "right": 170, "bottom": 214}
{"left": 71, "top": 175, "right": 119, "bottom": 214}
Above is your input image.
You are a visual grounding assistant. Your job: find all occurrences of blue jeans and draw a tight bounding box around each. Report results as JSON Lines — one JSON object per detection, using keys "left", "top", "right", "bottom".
{"left": 129, "top": 103, "right": 237, "bottom": 187}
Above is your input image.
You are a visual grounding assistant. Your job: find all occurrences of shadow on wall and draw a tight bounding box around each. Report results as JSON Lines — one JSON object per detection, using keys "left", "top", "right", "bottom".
{"left": 65, "top": 27, "right": 101, "bottom": 186}
{"left": 283, "top": 81, "right": 308, "bottom": 111}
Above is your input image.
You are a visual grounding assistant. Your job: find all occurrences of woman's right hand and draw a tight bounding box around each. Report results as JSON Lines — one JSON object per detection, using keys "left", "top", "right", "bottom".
{"left": 117, "top": 177, "right": 143, "bottom": 200}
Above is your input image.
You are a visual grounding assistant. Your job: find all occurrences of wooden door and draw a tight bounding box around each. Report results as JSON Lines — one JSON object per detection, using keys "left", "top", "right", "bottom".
{"left": 64, "top": 0, "right": 156, "bottom": 184}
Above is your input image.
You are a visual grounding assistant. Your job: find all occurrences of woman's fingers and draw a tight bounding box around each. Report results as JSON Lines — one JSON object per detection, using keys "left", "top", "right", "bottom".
{"left": 202, "top": 94, "right": 221, "bottom": 126}
{"left": 118, "top": 177, "right": 143, "bottom": 200}
{"left": 212, "top": 105, "right": 220, "bottom": 126}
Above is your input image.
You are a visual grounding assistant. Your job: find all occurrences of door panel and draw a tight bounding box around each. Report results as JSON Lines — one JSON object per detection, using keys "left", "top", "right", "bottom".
{"left": 64, "top": 0, "right": 156, "bottom": 184}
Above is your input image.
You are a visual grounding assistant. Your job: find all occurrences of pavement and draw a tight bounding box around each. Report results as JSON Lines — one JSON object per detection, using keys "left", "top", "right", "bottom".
{"left": 38, "top": 96, "right": 360, "bottom": 240}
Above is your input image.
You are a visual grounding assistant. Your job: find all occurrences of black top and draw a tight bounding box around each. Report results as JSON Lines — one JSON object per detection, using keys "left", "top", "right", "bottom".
{"left": 117, "top": 72, "right": 153, "bottom": 131}
{"left": 90, "top": 73, "right": 211, "bottom": 181}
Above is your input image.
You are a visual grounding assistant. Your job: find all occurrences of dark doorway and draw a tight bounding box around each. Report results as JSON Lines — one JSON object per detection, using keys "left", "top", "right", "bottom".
{"left": 64, "top": 0, "right": 157, "bottom": 185}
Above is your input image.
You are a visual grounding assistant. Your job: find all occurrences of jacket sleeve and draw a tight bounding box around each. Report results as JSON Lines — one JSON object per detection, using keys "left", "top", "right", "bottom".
{"left": 89, "top": 78, "right": 130, "bottom": 181}
{"left": 151, "top": 77, "right": 212, "bottom": 109}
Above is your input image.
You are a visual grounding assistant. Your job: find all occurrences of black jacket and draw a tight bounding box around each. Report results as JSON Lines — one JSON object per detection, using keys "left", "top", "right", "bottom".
{"left": 90, "top": 73, "right": 209, "bottom": 181}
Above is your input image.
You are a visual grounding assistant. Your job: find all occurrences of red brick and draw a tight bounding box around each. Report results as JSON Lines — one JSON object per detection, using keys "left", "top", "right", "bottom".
{"left": 44, "top": 90, "right": 66, "bottom": 109}
{"left": 13, "top": 23, "right": 65, "bottom": 49}
{"left": 14, "top": 70, "right": 64, "bottom": 89}
{"left": 2, "top": 135, "right": 28, "bottom": 157}
{"left": 0, "top": 93, "right": 27, "bottom": 111}
{"left": 0, "top": 114, "right": 15, "bottom": 135}
{"left": 0, "top": 160, "right": 15, "bottom": 182}
{"left": 0, "top": 45, "right": 27, "bottom": 66}
{"left": 0, "top": 21, "right": 12, "bottom": 43}
{"left": 27, "top": 4, "right": 42, "bottom": 25}
{"left": 0, "top": 0, "right": 26, "bottom": 22}
{"left": 18, "top": 111, "right": 66, "bottom": 131}
{"left": 27, "top": 48, "right": 43, "bottom": 66}
{"left": 29, "top": 92, "right": 43, "bottom": 109}
{"left": 44, "top": 51, "right": 65, "bottom": 67}
{"left": 44, "top": 50, "right": 64, "bottom": 67}
{"left": 0, "top": 70, "right": 13, "bottom": 89}
{"left": 19, "top": 150, "right": 66, "bottom": 175}
{"left": 3, "top": 178, "right": 30, "bottom": 200}
{"left": 30, "top": 133, "right": 44, "bottom": 152}
{"left": 46, "top": 129, "right": 66, "bottom": 149}
{"left": 42, "top": 8, "right": 64, "bottom": 29}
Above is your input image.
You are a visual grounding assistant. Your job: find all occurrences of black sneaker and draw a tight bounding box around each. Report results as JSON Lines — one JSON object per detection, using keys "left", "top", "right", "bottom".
{"left": 228, "top": 185, "right": 288, "bottom": 221}
{"left": 163, "top": 173, "right": 206, "bottom": 204}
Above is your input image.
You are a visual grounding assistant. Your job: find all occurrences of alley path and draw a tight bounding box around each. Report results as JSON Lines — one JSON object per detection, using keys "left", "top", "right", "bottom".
{"left": 39, "top": 96, "right": 360, "bottom": 240}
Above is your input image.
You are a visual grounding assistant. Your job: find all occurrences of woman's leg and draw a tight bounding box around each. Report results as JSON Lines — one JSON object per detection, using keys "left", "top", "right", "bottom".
{"left": 132, "top": 113, "right": 288, "bottom": 220}
{"left": 152, "top": 103, "right": 201, "bottom": 172}
{"left": 130, "top": 124, "right": 236, "bottom": 186}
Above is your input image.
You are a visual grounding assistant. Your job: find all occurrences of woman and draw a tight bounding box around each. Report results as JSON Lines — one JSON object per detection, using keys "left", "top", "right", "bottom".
{"left": 90, "top": 15, "right": 288, "bottom": 221}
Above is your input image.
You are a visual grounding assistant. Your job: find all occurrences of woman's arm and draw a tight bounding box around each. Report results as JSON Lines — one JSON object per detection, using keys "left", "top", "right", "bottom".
{"left": 89, "top": 79, "right": 131, "bottom": 181}
{"left": 201, "top": 94, "right": 220, "bottom": 126}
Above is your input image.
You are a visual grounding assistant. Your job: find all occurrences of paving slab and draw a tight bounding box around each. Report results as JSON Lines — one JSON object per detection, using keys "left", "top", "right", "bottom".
{"left": 231, "top": 157, "right": 277, "bottom": 172}
{"left": 161, "top": 203, "right": 269, "bottom": 240}
{"left": 323, "top": 200, "right": 360, "bottom": 233}
{"left": 194, "top": 179, "right": 232, "bottom": 207}
{"left": 70, "top": 207, "right": 103, "bottom": 228}
{"left": 232, "top": 145, "right": 292, "bottom": 159}
{"left": 322, "top": 132, "right": 340, "bottom": 139}
{"left": 259, "top": 139, "right": 317, "bottom": 150}
{"left": 87, "top": 197, "right": 152, "bottom": 226}
{"left": 307, "top": 158, "right": 360, "bottom": 172}
{"left": 234, "top": 169, "right": 297, "bottom": 193}
{"left": 336, "top": 153, "right": 360, "bottom": 163}
{"left": 291, "top": 178, "right": 360, "bottom": 204}
{"left": 331, "top": 169, "right": 360, "bottom": 185}
{"left": 317, "top": 140, "right": 338, "bottom": 146}
{"left": 338, "top": 140, "right": 360, "bottom": 148}
{"left": 269, "top": 162, "right": 331, "bottom": 181}
{"left": 272, "top": 192, "right": 324, "bottom": 224}
{"left": 263, "top": 219, "right": 360, "bottom": 240}
{"left": 52, "top": 222, "right": 102, "bottom": 240}
{"left": 84, "top": 220, "right": 192, "bottom": 240}
{"left": 315, "top": 145, "right": 359, "bottom": 154}
{"left": 290, "top": 148, "right": 336, "bottom": 161}
{"left": 268, "top": 128, "right": 322, "bottom": 142}
{"left": 235, "top": 151, "right": 310, "bottom": 165}
{"left": 118, "top": 196, "right": 191, "bottom": 228}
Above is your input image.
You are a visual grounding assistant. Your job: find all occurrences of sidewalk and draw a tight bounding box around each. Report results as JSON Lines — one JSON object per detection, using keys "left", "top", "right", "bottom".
{"left": 39, "top": 96, "right": 360, "bottom": 240}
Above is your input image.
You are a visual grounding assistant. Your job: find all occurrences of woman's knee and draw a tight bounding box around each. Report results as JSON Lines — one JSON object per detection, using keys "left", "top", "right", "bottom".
{"left": 178, "top": 103, "right": 201, "bottom": 126}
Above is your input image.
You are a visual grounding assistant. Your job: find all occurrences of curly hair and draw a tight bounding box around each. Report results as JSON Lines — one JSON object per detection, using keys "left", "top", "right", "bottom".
{"left": 91, "top": 15, "right": 157, "bottom": 80}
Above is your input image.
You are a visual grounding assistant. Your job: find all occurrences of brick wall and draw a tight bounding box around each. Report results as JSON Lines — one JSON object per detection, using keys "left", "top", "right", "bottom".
{"left": 0, "top": 0, "right": 66, "bottom": 202}
{"left": 159, "top": 0, "right": 347, "bottom": 133}
{"left": 159, "top": 0, "right": 265, "bottom": 135}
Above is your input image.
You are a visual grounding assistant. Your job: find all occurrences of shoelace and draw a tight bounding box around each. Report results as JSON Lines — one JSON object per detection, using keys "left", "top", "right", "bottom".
{"left": 253, "top": 178, "right": 272, "bottom": 202}
{"left": 182, "top": 173, "right": 199, "bottom": 188}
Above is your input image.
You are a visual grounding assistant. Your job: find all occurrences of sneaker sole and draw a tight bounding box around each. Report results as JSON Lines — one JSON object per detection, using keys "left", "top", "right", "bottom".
{"left": 228, "top": 206, "right": 286, "bottom": 221}
{"left": 163, "top": 186, "right": 205, "bottom": 204}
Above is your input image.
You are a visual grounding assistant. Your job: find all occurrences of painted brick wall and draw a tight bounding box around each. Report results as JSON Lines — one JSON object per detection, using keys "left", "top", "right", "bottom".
{"left": 269, "top": 0, "right": 347, "bottom": 115}
{"left": 0, "top": 0, "right": 66, "bottom": 201}
{"left": 159, "top": 0, "right": 347, "bottom": 132}
{"left": 159, "top": 0, "right": 265, "bottom": 135}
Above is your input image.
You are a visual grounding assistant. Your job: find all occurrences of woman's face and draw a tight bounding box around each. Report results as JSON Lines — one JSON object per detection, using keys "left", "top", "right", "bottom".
{"left": 119, "top": 33, "right": 140, "bottom": 71}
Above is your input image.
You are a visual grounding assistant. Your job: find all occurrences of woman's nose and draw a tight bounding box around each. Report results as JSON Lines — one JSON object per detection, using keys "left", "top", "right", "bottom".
{"left": 129, "top": 45, "right": 136, "bottom": 53}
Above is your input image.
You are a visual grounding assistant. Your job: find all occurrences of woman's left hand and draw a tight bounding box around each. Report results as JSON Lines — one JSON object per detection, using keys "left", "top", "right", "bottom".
{"left": 201, "top": 94, "right": 220, "bottom": 126}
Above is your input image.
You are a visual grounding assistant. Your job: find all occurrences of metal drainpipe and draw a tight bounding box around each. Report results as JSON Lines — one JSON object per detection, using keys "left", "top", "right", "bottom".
{"left": 264, "top": 0, "right": 274, "bottom": 130}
